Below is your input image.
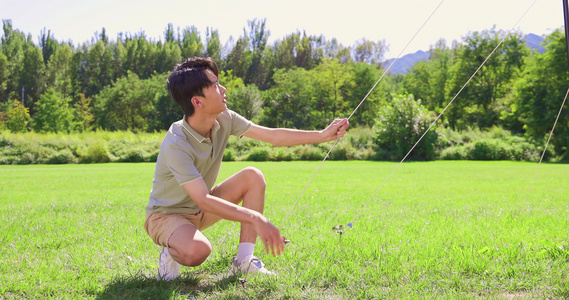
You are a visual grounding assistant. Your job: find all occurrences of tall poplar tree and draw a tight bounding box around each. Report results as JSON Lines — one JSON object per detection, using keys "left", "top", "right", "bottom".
{"left": 513, "top": 29, "right": 569, "bottom": 159}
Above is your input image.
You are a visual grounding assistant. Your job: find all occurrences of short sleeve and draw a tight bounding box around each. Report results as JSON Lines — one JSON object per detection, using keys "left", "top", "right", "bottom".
{"left": 165, "top": 143, "right": 202, "bottom": 186}
{"left": 228, "top": 110, "right": 252, "bottom": 138}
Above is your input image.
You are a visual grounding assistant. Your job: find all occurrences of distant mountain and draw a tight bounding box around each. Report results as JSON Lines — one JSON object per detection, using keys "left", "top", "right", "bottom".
{"left": 383, "top": 50, "right": 430, "bottom": 75}
{"left": 384, "top": 34, "right": 546, "bottom": 75}
{"left": 523, "top": 33, "right": 545, "bottom": 53}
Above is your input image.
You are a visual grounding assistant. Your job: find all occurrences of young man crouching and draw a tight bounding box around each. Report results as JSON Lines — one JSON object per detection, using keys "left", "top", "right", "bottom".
{"left": 145, "top": 57, "right": 349, "bottom": 280}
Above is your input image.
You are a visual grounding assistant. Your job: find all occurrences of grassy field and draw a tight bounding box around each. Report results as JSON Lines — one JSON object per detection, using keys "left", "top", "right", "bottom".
{"left": 0, "top": 161, "right": 568, "bottom": 299}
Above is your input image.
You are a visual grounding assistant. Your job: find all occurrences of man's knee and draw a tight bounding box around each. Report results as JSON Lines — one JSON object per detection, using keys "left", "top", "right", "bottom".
{"left": 176, "top": 240, "right": 212, "bottom": 267}
{"left": 242, "top": 167, "right": 266, "bottom": 188}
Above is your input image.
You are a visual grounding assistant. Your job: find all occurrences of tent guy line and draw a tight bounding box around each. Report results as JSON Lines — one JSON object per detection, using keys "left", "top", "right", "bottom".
{"left": 278, "top": 0, "right": 447, "bottom": 229}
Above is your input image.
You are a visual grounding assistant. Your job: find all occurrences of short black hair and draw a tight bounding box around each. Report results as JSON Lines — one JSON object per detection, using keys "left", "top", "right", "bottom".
{"left": 167, "top": 57, "right": 220, "bottom": 117}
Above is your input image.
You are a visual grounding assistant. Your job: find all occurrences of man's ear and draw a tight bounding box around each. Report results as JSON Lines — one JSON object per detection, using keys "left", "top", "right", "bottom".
{"left": 191, "top": 96, "right": 202, "bottom": 108}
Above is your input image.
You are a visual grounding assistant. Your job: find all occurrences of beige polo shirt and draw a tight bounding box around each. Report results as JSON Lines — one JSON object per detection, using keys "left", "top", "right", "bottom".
{"left": 146, "top": 109, "right": 252, "bottom": 216}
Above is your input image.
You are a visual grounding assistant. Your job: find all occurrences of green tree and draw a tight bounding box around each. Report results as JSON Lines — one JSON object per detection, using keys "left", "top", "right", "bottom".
{"left": 324, "top": 38, "right": 351, "bottom": 63}
{"left": 221, "top": 70, "right": 263, "bottom": 122}
{"left": 75, "top": 40, "right": 114, "bottom": 97}
{"left": 93, "top": 72, "right": 164, "bottom": 131}
{"left": 260, "top": 68, "right": 314, "bottom": 128}
{"left": 296, "top": 33, "right": 321, "bottom": 69}
{"left": 46, "top": 44, "right": 75, "bottom": 98}
{"left": 74, "top": 93, "right": 94, "bottom": 132}
{"left": 272, "top": 32, "right": 299, "bottom": 70}
{"left": 92, "top": 40, "right": 114, "bottom": 88}
{"left": 445, "top": 28, "right": 528, "bottom": 129}
{"left": 147, "top": 72, "right": 180, "bottom": 131}
{"left": 227, "top": 84, "right": 262, "bottom": 121}
{"left": 374, "top": 94, "right": 438, "bottom": 161}
{"left": 225, "top": 34, "right": 252, "bottom": 79}
{"left": 20, "top": 42, "right": 46, "bottom": 114}
{"left": 313, "top": 58, "right": 355, "bottom": 121}
{"left": 31, "top": 88, "right": 75, "bottom": 133}
{"left": 155, "top": 40, "right": 182, "bottom": 74}
{"left": 1, "top": 20, "right": 46, "bottom": 112}
{"left": 244, "top": 19, "right": 271, "bottom": 88}
{"left": 0, "top": 51, "right": 8, "bottom": 101}
{"left": 427, "top": 40, "right": 452, "bottom": 111}
{"left": 4, "top": 99, "right": 30, "bottom": 132}
{"left": 39, "top": 28, "right": 58, "bottom": 66}
{"left": 122, "top": 37, "right": 138, "bottom": 75}
{"left": 353, "top": 38, "right": 387, "bottom": 65}
{"left": 164, "top": 23, "right": 175, "bottom": 43}
{"left": 205, "top": 27, "right": 222, "bottom": 63}
{"left": 152, "top": 86, "right": 181, "bottom": 131}
{"left": 108, "top": 38, "right": 127, "bottom": 81}
{"left": 180, "top": 26, "right": 203, "bottom": 59}
{"left": 219, "top": 70, "right": 245, "bottom": 92}
{"left": 122, "top": 33, "right": 158, "bottom": 79}
{"left": 98, "top": 27, "right": 109, "bottom": 45}
{"left": 513, "top": 29, "right": 569, "bottom": 159}
{"left": 349, "top": 62, "right": 384, "bottom": 126}
{"left": 404, "top": 39, "right": 452, "bottom": 113}
{"left": 1, "top": 20, "right": 26, "bottom": 103}
{"left": 111, "top": 39, "right": 126, "bottom": 79}
{"left": 272, "top": 31, "right": 320, "bottom": 71}
{"left": 70, "top": 45, "right": 88, "bottom": 98}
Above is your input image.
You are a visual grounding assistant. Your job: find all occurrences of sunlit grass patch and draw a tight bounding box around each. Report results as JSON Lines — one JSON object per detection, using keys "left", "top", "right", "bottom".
{"left": 0, "top": 161, "right": 568, "bottom": 299}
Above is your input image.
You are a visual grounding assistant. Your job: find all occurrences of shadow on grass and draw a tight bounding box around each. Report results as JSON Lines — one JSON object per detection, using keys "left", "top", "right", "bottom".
{"left": 96, "top": 271, "right": 243, "bottom": 300}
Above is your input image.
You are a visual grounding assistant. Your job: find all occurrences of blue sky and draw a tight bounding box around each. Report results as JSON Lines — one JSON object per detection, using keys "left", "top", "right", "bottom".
{"left": 0, "top": 0, "right": 564, "bottom": 57}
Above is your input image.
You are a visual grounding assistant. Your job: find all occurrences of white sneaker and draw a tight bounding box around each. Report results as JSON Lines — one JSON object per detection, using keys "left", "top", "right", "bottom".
{"left": 157, "top": 247, "right": 181, "bottom": 281}
{"left": 229, "top": 255, "right": 275, "bottom": 276}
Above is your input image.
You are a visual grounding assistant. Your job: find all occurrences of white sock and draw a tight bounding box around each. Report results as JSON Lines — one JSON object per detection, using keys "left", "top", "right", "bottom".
{"left": 236, "top": 242, "right": 255, "bottom": 264}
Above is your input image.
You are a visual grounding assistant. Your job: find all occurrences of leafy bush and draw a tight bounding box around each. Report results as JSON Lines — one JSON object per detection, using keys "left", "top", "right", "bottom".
{"left": 120, "top": 148, "right": 147, "bottom": 162}
{"left": 31, "top": 89, "right": 76, "bottom": 133}
{"left": 347, "top": 127, "right": 376, "bottom": 150}
{"left": 226, "top": 136, "right": 264, "bottom": 160}
{"left": 0, "top": 137, "right": 11, "bottom": 147}
{"left": 440, "top": 145, "right": 471, "bottom": 160}
{"left": 247, "top": 147, "right": 270, "bottom": 161}
{"left": 0, "top": 130, "right": 163, "bottom": 164}
{"left": 354, "top": 146, "right": 376, "bottom": 160}
{"left": 105, "top": 139, "right": 160, "bottom": 162}
{"left": 329, "top": 142, "right": 356, "bottom": 160}
{"left": 470, "top": 140, "right": 506, "bottom": 160}
{"left": 0, "top": 124, "right": 550, "bottom": 164}
{"left": 81, "top": 141, "right": 111, "bottom": 163}
{"left": 295, "top": 145, "right": 325, "bottom": 161}
{"left": 373, "top": 94, "right": 439, "bottom": 161}
{"left": 269, "top": 149, "right": 295, "bottom": 161}
{"left": 46, "top": 149, "right": 77, "bottom": 164}
{"left": 437, "top": 126, "right": 546, "bottom": 161}
{"left": 223, "top": 149, "right": 236, "bottom": 161}
{"left": 4, "top": 100, "right": 30, "bottom": 133}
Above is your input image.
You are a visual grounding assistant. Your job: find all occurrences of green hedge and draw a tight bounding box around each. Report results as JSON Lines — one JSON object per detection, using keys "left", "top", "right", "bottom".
{"left": 0, "top": 131, "right": 162, "bottom": 164}
{"left": 0, "top": 126, "right": 553, "bottom": 164}
{"left": 437, "top": 127, "right": 550, "bottom": 161}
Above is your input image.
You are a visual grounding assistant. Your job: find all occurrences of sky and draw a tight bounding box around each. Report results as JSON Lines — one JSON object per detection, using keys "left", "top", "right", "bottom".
{"left": 0, "top": 0, "right": 564, "bottom": 58}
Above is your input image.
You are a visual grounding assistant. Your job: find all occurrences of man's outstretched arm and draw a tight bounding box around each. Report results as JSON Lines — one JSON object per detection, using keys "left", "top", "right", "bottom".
{"left": 243, "top": 118, "right": 349, "bottom": 147}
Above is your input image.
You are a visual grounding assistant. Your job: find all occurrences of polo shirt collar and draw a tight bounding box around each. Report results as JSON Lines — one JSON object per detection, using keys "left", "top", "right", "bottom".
{"left": 182, "top": 116, "right": 220, "bottom": 143}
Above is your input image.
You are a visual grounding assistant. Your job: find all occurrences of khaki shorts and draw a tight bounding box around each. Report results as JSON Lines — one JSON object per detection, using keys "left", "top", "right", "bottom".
{"left": 145, "top": 184, "right": 225, "bottom": 247}
{"left": 144, "top": 212, "right": 205, "bottom": 247}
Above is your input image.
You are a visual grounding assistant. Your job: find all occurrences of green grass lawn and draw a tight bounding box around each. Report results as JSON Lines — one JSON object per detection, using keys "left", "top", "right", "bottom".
{"left": 0, "top": 161, "right": 568, "bottom": 299}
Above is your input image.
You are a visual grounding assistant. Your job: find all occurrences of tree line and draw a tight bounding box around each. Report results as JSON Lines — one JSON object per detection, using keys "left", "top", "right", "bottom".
{"left": 0, "top": 19, "right": 567, "bottom": 160}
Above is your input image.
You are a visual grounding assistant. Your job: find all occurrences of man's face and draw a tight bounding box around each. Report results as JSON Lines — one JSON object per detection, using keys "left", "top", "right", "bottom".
{"left": 199, "top": 69, "right": 227, "bottom": 114}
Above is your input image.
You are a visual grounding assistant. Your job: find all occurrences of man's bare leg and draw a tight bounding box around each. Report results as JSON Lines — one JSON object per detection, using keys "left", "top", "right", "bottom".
{"left": 202, "top": 166, "right": 267, "bottom": 243}
{"left": 167, "top": 167, "right": 267, "bottom": 267}
{"left": 167, "top": 225, "right": 212, "bottom": 266}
